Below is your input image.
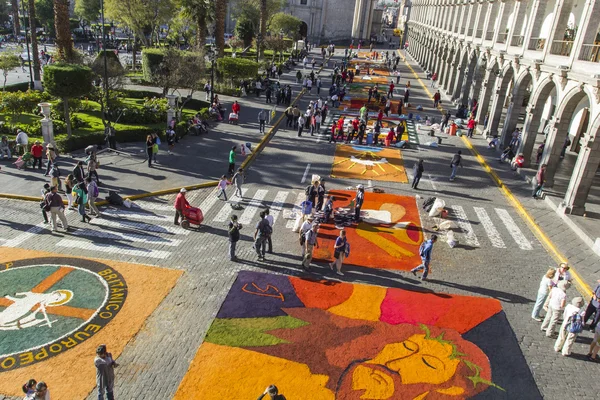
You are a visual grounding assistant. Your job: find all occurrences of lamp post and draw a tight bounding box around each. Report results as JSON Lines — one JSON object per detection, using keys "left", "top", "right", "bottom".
{"left": 208, "top": 44, "right": 216, "bottom": 105}
{"left": 101, "top": 0, "right": 110, "bottom": 122}
{"left": 256, "top": 33, "right": 262, "bottom": 63}
{"left": 20, "top": 1, "right": 34, "bottom": 90}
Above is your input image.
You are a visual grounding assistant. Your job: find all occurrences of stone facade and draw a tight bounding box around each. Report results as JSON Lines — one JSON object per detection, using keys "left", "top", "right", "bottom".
{"left": 284, "top": 0, "right": 358, "bottom": 43}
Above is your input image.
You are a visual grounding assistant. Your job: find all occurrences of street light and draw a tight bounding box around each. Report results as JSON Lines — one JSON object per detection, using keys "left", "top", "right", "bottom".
{"left": 20, "top": 1, "right": 34, "bottom": 90}
{"left": 207, "top": 44, "right": 217, "bottom": 105}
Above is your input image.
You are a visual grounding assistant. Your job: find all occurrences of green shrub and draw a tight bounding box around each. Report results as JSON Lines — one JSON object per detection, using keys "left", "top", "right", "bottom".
{"left": 217, "top": 58, "right": 259, "bottom": 83}
{"left": 141, "top": 48, "right": 167, "bottom": 82}
{"left": 4, "top": 82, "right": 30, "bottom": 92}
{"left": 182, "top": 98, "right": 209, "bottom": 110}
{"left": 120, "top": 89, "right": 162, "bottom": 99}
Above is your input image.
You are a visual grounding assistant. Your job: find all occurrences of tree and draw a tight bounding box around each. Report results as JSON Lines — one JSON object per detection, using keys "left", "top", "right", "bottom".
{"left": 105, "top": 0, "right": 174, "bottom": 47}
{"left": 179, "top": 0, "right": 211, "bottom": 50}
{"left": 0, "top": 1, "right": 11, "bottom": 26}
{"left": 74, "top": 0, "right": 100, "bottom": 24}
{"left": 214, "top": 0, "right": 227, "bottom": 56}
{"left": 35, "top": 0, "right": 55, "bottom": 36}
{"left": 217, "top": 57, "right": 258, "bottom": 87}
{"left": 11, "top": 0, "right": 19, "bottom": 37}
{"left": 28, "top": 0, "right": 41, "bottom": 87}
{"left": 54, "top": 0, "right": 75, "bottom": 61}
{"left": 234, "top": 16, "right": 255, "bottom": 48}
{"left": 44, "top": 64, "right": 94, "bottom": 137}
{"left": 0, "top": 52, "right": 20, "bottom": 91}
{"left": 89, "top": 50, "right": 125, "bottom": 125}
{"left": 231, "top": 0, "right": 285, "bottom": 34}
{"left": 270, "top": 12, "right": 302, "bottom": 39}
{"left": 259, "top": 0, "right": 266, "bottom": 55}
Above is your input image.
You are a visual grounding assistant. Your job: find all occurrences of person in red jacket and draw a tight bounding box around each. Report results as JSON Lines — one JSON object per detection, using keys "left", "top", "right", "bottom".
{"left": 349, "top": 117, "right": 360, "bottom": 142}
{"left": 433, "top": 90, "right": 441, "bottom": 108}
{"left": 31, "top": 140, "right": 44, "bottom": 170}
{"left": 231, "top": 101, "right": 241, "bottom": 115}
{"left": 388, "top": 82, "right": 395, "bottom": 99}
{"left": 377, "top": 109, "right": 384, "bottom": 124}
{"left": 467, "top": 117, "right": 477, "bottom": 138}
{"left": 174, "top": 188, "right": 190, "bottom": 225}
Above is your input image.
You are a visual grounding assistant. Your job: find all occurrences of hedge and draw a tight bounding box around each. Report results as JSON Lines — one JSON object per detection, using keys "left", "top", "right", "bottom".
{"left": 4, "top": 82, "right": 31, "bottom": 92}
{"left": 141, "top": 48, "right": 166, "bottom": 83}
{"left": 217, "top": 57, "right": 259, "bottom": 81}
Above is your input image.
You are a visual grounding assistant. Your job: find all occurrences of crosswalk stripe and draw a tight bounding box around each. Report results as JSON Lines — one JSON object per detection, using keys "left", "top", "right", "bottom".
{"left": 69, "top": 228, "right": 182, "bottom": 247}
{"left": 473, "top": 207, "right": 506, "bottom": 249}
{"left": 449, "top": 205, "right": 480, "bottom": 247}
{"left": 212, "top": 188, "right": 248, "bottom": 223}
{"left": 269, "top": 191, "right": 289, "bottom": 224}
{"left": 3, "top": 223, "right": 46, "bottom": 248}
{"left": 130, "top": 200, "right": 174, "bottom": 212}
{"left": 101, "top": 208, "right": 171, "bottom": 221}
{"left": 89, "top": 217, "right": 189, "bottom": 235}
{"left": 239, "top": 189, "right": 269, "bottom": 225}
{"left": 286, "top": 192, "right": 306, "bottom": 228}
{"left": 198, "top": 187, "right": 220, "bottom": 214}
{"left": 495, "top": 208, "right": 533, "bottom": 250}
{"left": 56, "top": 239, "right": 171, "bottom": 259}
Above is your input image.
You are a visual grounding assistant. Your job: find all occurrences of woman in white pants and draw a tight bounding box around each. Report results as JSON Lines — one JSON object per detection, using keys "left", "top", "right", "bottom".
{"left": 541, "top": 280, "right": 570, "bottom": 337}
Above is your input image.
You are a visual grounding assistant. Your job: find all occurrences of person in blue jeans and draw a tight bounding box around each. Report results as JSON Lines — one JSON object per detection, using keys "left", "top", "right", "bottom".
{"left": 449, "top": 150, "right": 463, "bottom": 181}
{"left": 411, "top": 234, "right": 438, "bottom": 280}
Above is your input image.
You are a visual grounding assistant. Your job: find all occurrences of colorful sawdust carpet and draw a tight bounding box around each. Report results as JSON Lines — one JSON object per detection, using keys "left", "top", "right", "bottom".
{"left": 0, "top": 248, "right": 181, "bottom": 399}
{"left": 313, "top": 190, "right": 421, "bottom": 270}
{"left": 174, "top": 270, "right": 539, "bottom": 399}
{"left": 331, "top": 145, "right": 409, "bottom": 183}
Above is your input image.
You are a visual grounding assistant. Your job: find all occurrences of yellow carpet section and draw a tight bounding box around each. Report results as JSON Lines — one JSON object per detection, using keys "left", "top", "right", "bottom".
{"left": 331, "top": 144, "right": 409, "bottom": 183}
{"left": 328, "top": 285, "right": 387, "bottom": 322}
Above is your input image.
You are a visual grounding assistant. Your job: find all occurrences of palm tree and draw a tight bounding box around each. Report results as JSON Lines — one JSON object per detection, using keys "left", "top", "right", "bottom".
{"left": 53, "top": 0, "right": 74, "bottom": 61}
{"left": 214, "top": 0, "right": 227, "bottom": 56}
{"left": 11, "top": 0, "right": 19, "bottom": 37}
{"left": 28, "top": 0, "right": 41, "bottom": 86}
{"left": 180, "top": 0, "right": 210, "bottom": 51}
{"left": 258, "top": 0, "right": 266, "bottom": 58}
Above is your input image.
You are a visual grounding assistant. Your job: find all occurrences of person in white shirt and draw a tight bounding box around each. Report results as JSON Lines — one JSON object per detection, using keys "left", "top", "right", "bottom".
{"left": 554, "top": 297, "right": 584, "bottom": 356}
{"left": 24, "top": 381, "right": 51, "bottom": 400}
{"left": 307, "top": 78, "right": 312, "bottom": 93}
{"left": 265, "top": 208, "right": 274, "bottom": 254}
{"left": 532, "top": 268, "right": 557, "bottom": 321}
{"left": 553, "top": 263, "right": 572, "bottom": 284}
{"left": 299, "top": 216, "right": 314, "bottom": 257}
{"left": 15, "top": 129, "right": 29, "bottom": 154}
{"left": 541, "top": 280, "right": 570, "bottom": 337}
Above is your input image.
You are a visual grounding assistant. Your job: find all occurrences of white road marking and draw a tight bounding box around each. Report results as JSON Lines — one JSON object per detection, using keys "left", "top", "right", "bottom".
{"left": 473, "top": 207, "right": 506, "bottom": 249}
{"left": 89, "top": 217, "right": 189, "bottom": 235}
{"left": 428, "top": 174, "right": 438, "bottom": 190}
{"left": 56, "top": 239, "right": 171, "bottom": 259}
{"left": 495, "top": 208, "right": 533, "bottom": 250}
{"left": 69, "top": 228, "right": 182, "bottom": 247}
{"left": 212, "top": 188, "right": 248, "bottom": 223}
{"left": 100, "top": 208, "right": 171, "bottom": 221}
{"left": 269, "top": 191, "right": 289, "bottom": 224}
{"left": 3, "top": 223, "right": 46, "bottom": 247}
{"left": 449, "top": 205, "right": 480, "bottom": 247}
{"left": 286, "top": 192, "right": 306, "bottom": 228}
{"left": 368, "top": 180, "right": 373, "bottom": 188}
{"left": 301, "top": 163, "right": 311, "bottom": 184}
{"left": 239, "top": 189, "right": 269, "bottom": 225}
{"left": 198, "top": 187, "right": 221, "bottom": 215}
{"left": 130, "top": 201, "right": 174, "bottom": 212}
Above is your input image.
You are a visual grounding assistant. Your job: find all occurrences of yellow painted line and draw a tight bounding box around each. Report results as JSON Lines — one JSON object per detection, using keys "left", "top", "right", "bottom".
{"left": 401, "top": 49, "right": 592, "bottom": 297}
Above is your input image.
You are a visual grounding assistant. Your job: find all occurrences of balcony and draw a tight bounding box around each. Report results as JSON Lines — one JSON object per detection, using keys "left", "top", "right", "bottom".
{"left": 497, "top": 33, "right": 508, "bottom": 44}
{"left": 528, "top": 37, "right": 546, "bottom": 51}
{"left": 475, "top": 28, "right": 483, "bottom": 38}
{"left": 549, "top": 40, "right": 573, "bottom": 57}
{"left": 510, "top": 35, "right": 524, "bottom": 47}
{"left": 467, "top": 28, "right": 473, "bottom": 37}
{"left": 579, "top": 44, "right": 600, "bottom": 63}
{"left": 485, "top": 31, "right": 494, "bottom": 41}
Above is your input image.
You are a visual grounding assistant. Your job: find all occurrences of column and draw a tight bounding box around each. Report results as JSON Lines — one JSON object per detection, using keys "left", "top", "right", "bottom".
{"left": 463, "top": 2, "right": 475, "bottom": 36}
{"left": 476, "top": 68, "right": 495, "bottom": 122}
{"left": 543, "top": 0, "right": 576, "bottom": 60}
{"left": 457, "top": 2, "right": 467, "bottom": 35}
{"left": 517, "top": 106, "right": 538, "bottom": 166}
{"left": 569, "top": 0, "right": 600, "bottom": 65}
{"left": 445, "top": 1, "right": 455, "bottom": 32}
{"left": 451, "top": 1, "right": 462, "bottom": 34}
{"left": 563, "top": 135, "right": 600, "bottom": 215}
{"left": 351, "top": 0, "right": 364, "bottom": 39}
{"left": 506, "top": 0, "right": 528, "bottom": 49}
{"left": 473, "top": 1, "right": 486, "bottom": 41}
{"left": 492, "top": 0, "right": 514, "bottom": 45}
{"left": 482, "top": 0, "right": 501, "bottom": 42}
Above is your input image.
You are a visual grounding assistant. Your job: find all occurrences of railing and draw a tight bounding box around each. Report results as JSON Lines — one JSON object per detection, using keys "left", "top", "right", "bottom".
{"left": 549, "top": 40, "right": 573, "bottom": 57}
{"left": 485, "top": 31, "right": 494, "bottom": 41}
{"left": 528, "top": 37, "right": 546, "bottom": 51}
{"left": 510, "top": 35, "right": 524, "bottom": 47}
{"left": 467, "top": 28, "right": 473, "bottom": 37}
{"left": 497, "top": 33, "right": 508, "bottom": 44}
{"left": 579, "top": 44, "right": 600, "bottom": 62}
{"left": 475, "top": 29, "right": 483, "bottom": 38}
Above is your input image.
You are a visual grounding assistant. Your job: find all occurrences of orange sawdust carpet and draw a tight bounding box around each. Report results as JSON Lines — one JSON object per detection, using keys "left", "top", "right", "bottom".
{"left": 173, "top": 270, "right": 510, "bottom": 399}
{"left": 331, "top": 144, "right": 409, "bottom": 183}
{"left": 313, "top": 190, "right": 422, "bottom": 270}
{"left": 0, "top": 248, "right": 181, "bottom": 399}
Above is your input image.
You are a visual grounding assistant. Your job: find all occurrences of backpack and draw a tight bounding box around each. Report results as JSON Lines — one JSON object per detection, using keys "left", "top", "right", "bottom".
{"left": 566, "top": 313, "right": 583, "bottom": 334}
{"left": 259, "top": 219, "right": 273, "bottom": 236}
{"left": 229, "top": 223, "right": 240, "bottom": 242}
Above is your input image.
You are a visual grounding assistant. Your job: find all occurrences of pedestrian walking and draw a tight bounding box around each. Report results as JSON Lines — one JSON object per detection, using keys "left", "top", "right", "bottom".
{"left": 146, "top": 135, "right": 154, "bottom": 167}
{"left": 228, "top": 215, "right": 242, "bottom": 261}
{"left": 554, "top": 297, "right": 585, "bottom": 356}
{"left": 532, "top": 164, "right": 546, "bottom": 199}
{"left": 316, "top": 77, "right": 322, "bottom": 95}
{"left": 95, "top": 344, "right": 118, "bottom": 400}
{"left": 433, "top": 90, "right": 441, "bottom": 108}
{"left": 403, "top": 87, "right": 410, "bottom": 104}
{"left": 412, "top": 159, "right": 424, "bottom": 189}
{"left": 316, "top": 179, "right": 326, "bottom": 211}
{"left": 166, "top": 127, "right": 176, "bottom": 154}
{"left": 44, "top": 186, "right": 69, "bottom": 232}
{"left": 297, "top": 115, "right": 305, "bottom": 137}
{"left": 265, "top": 86, "right": 272, "bottom": 103}
{"left": 466, "top": 117, "right": 476, "bottom": 138}
{"left": 265, "top": 208, "right": 274, "bottom": 254}
{"left": 299, "top": 216, "right": 314, "bottom": 257}
{"left": 588, "top": 329, "right": 600, "bottom": 361}
{"left": 387, "top": 81, "right": 395, "bottom": 98}
{"left": 306, "top": 180, "right": 318, "bottom": 208}
{"left": 174, "top": 188, "right": 190, "bottom": 225}
{"left": 440, "top": 112, "right": 451, "bottom": 131}
{"left": 302, "top": 224, "right": 319, "bottom": 271}
{"left": 204, "top": 82, "right": 211, "bottom": 101}
{"left": 217, "top": 175, "right": 229, "bottom": 201}
{"left": 584, "top": 279, "right": 600, "bottom": 331}
{"left": 231, "top": 168, "right": 244, "bottom": 198}
{"left": 254, "top": 211, "right": 272, "bottom": 260}
{"left": 329, "top": 230, "right": 348, "bottom": 276}
{"left": 449, "top": 150, "right": 463, "bottom": 181}
{"left": 541, "top": 280, "right": 570, "bottom": 337}
{"left": 531, "top": 268, "right": 557, "bottom": 321}
{"left": 86, "top": 177, "right": 101, "bottom": 217}
{"left": 353, "top": 184, "right": 364, "bottom": 222}
{"left": 258, "top": 109, "right": 267, "bottom": 133}
{"left": 431, "top": 72, "right": 438, "bottom": 87}
{"left": 73, "top": 181, "right": 91, "bottom": 223}
{"left": 64, "top": 174, "right": 75, "bottom": 210}
{"left": 228, "top": 146, "right": 237, "bottom": 176}
{"left": 410, "top": 234, "right": 437, "bottom": 280}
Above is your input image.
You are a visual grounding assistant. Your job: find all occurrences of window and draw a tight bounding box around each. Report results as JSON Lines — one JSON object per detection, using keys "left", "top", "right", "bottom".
{"left": 301, "top": 0, "right": 308, "bottom": 4}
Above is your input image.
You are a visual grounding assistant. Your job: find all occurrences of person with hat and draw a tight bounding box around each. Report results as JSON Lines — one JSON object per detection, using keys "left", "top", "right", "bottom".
{"left": 95, "top": 344, "right": 118, "bottom": 400}
{"left": 257, "top": 384, "right": 286, "bottom": 400}
{"left": 174, "top": 188, "right": 190, "bottom": 225}
{"left": 554, "top": 296, "right": 585, "bottom": 356}
{"left": 353, "top": 185, "right": 364, "bottom": 223}
{"left": 541, "top": 280, "right": 570, "bottom": 337}
{"left": 299, "top": 215, "right": 314, "bottom": 257}
{"left": 30, "top": 141, "right": 44, "bottom": 170}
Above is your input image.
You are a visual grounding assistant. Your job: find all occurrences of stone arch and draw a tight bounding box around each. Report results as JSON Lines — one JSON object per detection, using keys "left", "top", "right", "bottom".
{"left": 451, "top": 48, "right": 470, "bottom": 102}
{"left": 487, "top": 62, "right": 515, "bottom": 140}
{"left": 541, "top": 85, "right": 593, "bottom": 186}
{"left": 459, "top": 50, "right": 479, "bottom": 106}
{"left": 475, "top": 57, "right": 501, "bottom": 123}
{"left": 499, "top": 69, "right": 534, "bottom": 146}
{"left": 469, "top": 52, "right": 487, "bottom": 112}
{"left": 446, "top": 45, "right": 463, "bottom": 96}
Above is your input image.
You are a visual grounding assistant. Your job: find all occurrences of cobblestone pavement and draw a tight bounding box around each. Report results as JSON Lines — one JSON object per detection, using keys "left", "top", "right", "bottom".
{"left": 2, "top": 46, "right": 600, "bottom": 400}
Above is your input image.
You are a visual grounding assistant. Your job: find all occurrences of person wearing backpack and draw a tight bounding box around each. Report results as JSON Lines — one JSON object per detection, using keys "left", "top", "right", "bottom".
{"left": 410, "top": 234, "right": 437, "bottom": 281}
{"left": 254, "top": 211, "right": 272, "bottom": 261}
{"left": 302, "top": 223, "right": 320, "bottom": 271}
{"left": 86, "top": 176, "right": 101, "bottom": 217}
{"left": 554, "top": 297, "right": 584, "bottom": 356}
{"left": 228, "top": 215, "right": 242, "bottom": 261}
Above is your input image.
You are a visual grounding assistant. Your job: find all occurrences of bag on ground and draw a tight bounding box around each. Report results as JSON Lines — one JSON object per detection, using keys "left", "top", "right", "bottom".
{"left": 106, "top": 190, "right": 124, "bottom": 206}
{"left": 422, "top": 197, "right": 436, "bottom": 212}
{"left": 428, "top": 198, "right": 446, "bottom": 217}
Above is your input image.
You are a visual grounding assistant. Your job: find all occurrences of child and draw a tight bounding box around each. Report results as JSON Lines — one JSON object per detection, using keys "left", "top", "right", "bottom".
{"left": 217, "top": 175, "right": 230, "bottom": 201}
{"left": 166, "top": 128, "right": 176, "bottom": 154}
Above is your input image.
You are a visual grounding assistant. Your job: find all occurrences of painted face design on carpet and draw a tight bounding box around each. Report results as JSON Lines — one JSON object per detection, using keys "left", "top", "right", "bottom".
{"left": 0, "top": 258, "right": 127, "bottom": 371}
{"left": 174, "top": 271, "right": 507, "bottom": 399}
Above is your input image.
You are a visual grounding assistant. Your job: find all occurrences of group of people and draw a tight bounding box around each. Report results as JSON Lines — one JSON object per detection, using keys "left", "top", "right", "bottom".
{"left": 285, "top": 97, "right": 329, "bottom": 137}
